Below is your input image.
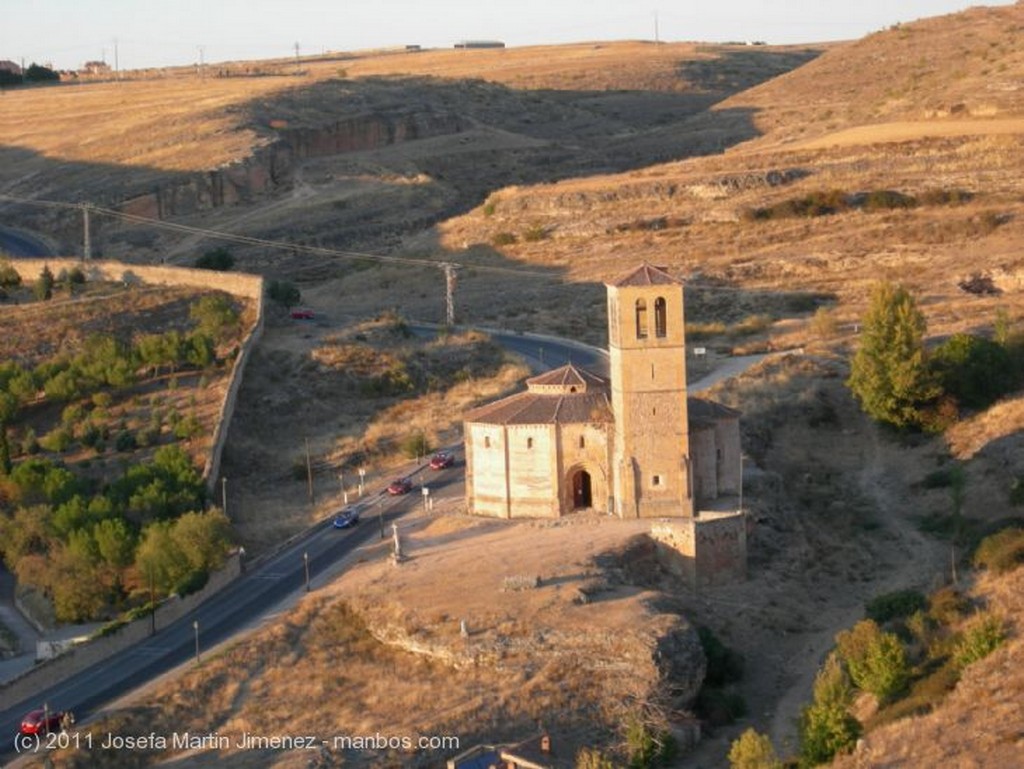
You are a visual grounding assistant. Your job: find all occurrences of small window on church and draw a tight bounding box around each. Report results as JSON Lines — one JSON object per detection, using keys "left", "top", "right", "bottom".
{"left": 579, "top": 436, "right": 585, "bottom": 449}
{"left": 716, "top": 448, "right": 722, "bottom": 461}
{"left": 652, "top": 475, "right": 662, "bottom": 487}
{"left": 654, "top": 297, "right": 667, "bottom": 338}
{"left": 651, "top": 364, "right": 655, "bottom": 380}
{"left": 570, "top": 386, "right": 577, "bottom": 393}
{"left": 635, "top": 298, "right": 648, "bottom": 339}
{"left": 484, "top": 436, "right": 491, "bottom": 449}
{"left": 527, "top": 437, "right": 533, "bottom": 449}
{"left": 652, "top": 407, "right": 656, "bottom": 416}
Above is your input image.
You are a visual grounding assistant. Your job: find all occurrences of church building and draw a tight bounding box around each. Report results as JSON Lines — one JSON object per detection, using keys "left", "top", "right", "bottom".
{"left": 463, "top": 263, "right": 742, "bottom": 519}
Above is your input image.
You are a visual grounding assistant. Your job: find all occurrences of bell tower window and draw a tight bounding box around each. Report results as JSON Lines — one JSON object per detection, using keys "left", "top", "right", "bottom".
{"left": 635, "top": 299, "right": 648, "bottom": 339}
{"left": 655, "top": 297, "right": 667, "bottom": 338}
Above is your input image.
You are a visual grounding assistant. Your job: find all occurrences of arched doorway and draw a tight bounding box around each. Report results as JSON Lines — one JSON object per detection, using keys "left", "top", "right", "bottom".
{"left": 572, "top": 470, "right": 592, "bottom": 509}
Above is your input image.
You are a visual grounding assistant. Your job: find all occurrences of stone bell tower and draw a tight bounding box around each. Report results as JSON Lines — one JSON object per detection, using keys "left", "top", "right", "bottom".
{"left": 606, "top": 263, "right": 694, "bottom": 518}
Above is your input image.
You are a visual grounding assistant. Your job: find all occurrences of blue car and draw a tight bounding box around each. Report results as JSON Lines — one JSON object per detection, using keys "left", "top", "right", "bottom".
{"left": 332, "top": 508, "right": 360, "bottom": 529}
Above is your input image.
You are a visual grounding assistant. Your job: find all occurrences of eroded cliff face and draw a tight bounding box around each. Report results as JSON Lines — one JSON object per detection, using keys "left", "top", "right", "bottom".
{"left": 118, "top": 110, "right": 467, "bottom": 220}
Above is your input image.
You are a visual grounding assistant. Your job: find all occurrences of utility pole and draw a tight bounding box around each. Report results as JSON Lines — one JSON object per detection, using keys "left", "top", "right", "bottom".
{"left": 198, "top": 45, "right": 205, "bottom": 80}
{"left": 294, "top": 41, "right": 300, "bottom": 75}
{"left": 81, "top": 204, "right": 91, "bottom": 260}
{"left": 443, "top": 263, "right": 457, "bottom": 327}
{"left": 654, "top": 11, "right": 660, "bottom": 45}
{"left": 305, "top": 437, "right": 314, "bottom": 503}
{"left": 221, "top": 476, "right": 227, "bottom": 517}
{"left": 114, "top": 38, "right": 120, "bottom": 81}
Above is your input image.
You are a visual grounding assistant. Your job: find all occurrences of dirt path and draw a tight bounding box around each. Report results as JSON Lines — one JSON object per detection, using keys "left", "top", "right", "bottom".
{"left": 790, "top": 117, "right": 1024, "bottom": 151}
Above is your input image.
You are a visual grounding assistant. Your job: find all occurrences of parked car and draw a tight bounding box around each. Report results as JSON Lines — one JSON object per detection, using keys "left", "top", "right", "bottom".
{"left": 387, "top": 478, "right": 413, "bottom": 495}
{"left": 429, "top": 451, "right": 455, "bottom": 470}
{"left": 20, "top": 708, "right": 72, "bottom": 735}
{"left": 332, "top": 507, "right": 360, "bottom": 529}
{"left": 290, "top": 307, "right": 315, "bottom": 320}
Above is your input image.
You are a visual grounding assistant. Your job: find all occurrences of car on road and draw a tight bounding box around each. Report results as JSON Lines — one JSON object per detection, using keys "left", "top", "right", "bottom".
{"left": 387, "top": 477, "right": 413, "bottom": 495}
{"left": 290, "top": 308, "right": 315, "bottom": 320}
{"left": 429, "top": 451, "right": 455, "bottom": 470}
{"left": 332, "top": 507, "right": 360, "bottom": 528}
{"left": 20, "top": 708, "right": 72, "bottom": 735}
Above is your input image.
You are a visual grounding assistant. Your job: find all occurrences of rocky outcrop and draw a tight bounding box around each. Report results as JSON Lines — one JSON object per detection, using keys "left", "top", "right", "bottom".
{"left": 118, "top": 110, "right": 467, "bottom": 220}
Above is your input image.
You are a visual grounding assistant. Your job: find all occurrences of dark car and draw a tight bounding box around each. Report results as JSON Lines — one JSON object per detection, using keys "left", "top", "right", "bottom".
{"left": 387, "top": 478, "right": 413, "bottom": 495}
{"left": 429, "top": 451, "right": 455, "bottom": 470}
{"left": 20, "top": 708, "right": 72, "bottom": 735}
{"left": 332, "top": 507, "right": 360, "bottom": 528}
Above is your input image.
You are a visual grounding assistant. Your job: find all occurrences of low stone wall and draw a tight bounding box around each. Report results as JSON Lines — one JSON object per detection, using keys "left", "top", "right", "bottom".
{"left": 650, "top": 512, "right": 747, "bottom": 587}
{"left": 1, "top": 552, "right": 241, "bottom": 704}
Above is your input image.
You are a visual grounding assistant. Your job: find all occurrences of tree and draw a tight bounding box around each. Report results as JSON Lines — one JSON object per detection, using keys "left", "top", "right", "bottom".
{"left": 34, "top": 264, "right": 55, "bottom": 301}
{"left": 194, "top": 247, "right": 235, "bottom": 271}
{"left": 846, "top": 281, "right": 939, "bottom": 429}
{"left": 189, "top": 294, "right": 239, "bottom": 342}
{"left": 930, "top": 333, "right": 1017, "bottom": 410}
{"left": 0, "top": 259, "right": 21, "bottom": 288}
{"left": 728, "top": 729, "right": 782, "bottom": 769}
{"left": 835, "top": 620, "right": 909, "bottom": 703}
{"left": 267, "top": 280, "right": 301, "bottom": 309}
{"left": 25, "top": 63, "right": 60, "bottom": 83}
{"left": 0, "top": 428, "right": 11, "bottom": 475}
{"left": 798, "top": 655, "right": 860, "bottom": 767}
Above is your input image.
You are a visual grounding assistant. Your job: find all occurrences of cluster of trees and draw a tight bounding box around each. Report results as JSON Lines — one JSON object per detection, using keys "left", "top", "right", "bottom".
{"left": 847, "top": 281, "right": 1023, "bottom": 431}
{"left": 0, "top": 63, "right": 60, "bottom": 87}
{"left": 0, "top": 446, "right": 229, "bottom": 622}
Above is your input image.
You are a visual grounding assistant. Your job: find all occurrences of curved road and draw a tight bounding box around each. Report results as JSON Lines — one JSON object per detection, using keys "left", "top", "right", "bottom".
{"left": 0, "top": 226, "right": 52, "bottom": 257}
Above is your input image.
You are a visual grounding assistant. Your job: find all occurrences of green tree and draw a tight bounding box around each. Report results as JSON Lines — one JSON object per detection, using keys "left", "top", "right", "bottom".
{"left": 189, "top": 294, "right": 239, "bottom": 342}
{"left": 798, "top": 655, "right": 860, "bottom": 767}
{"left": 170, "top": 508, "right": 232, "bottom": 573}
{"left": 134, "top": 521, "right": 189, "bottom": 594}
{"left": 0, "top": 427, "right": 11, "bottom": 475}
{"left": 49, "top": 544, "right": 107, "bottom": 622}
{"left": 835, "top": 620, "right": 909, "bottom": 703}
{"left": 34, "top": 264, "right": 55, "bottom": 301}
{"left": 194, "top": 247, "right": 234, "bottom": 271}
{"left": 728, "top": 729, "right": 782, "bottom": 769}
{"left": 930, "top": 333, "right": 1017, "bottom": 410}
{"left": 847, "top": 281, "right": 939, "bottom": 429}
{"left": 576, "top": 747, "right": 618, "bottom": 769}
{"left": 267, "top": 280, "right": 301, "bottom": 309}
{"left": 0, "top": 259, "right": 21, "bottom": 288}
{"left": 25, "top": 63, "right": 60, "bottom": 82}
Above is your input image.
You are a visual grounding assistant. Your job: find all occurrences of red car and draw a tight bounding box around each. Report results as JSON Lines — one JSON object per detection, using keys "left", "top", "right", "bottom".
{"left": 290, "top": 308, "right": 315, "bottom": 320}
{"left": 429, "top": 451, "right": 455, "bottom": 470}
{"left": 387, "top": 478, "right": 413, "bottom": 495}
{"left": 20, "top": 708, "right": 72, "bottom": 735}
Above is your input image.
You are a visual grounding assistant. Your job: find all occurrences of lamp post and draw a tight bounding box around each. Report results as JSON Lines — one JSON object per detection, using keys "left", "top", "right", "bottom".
{"left": 193, "top": 620, "right": 200, "bottom": 664}
{"left": 358, "top": 467, "right": 366, "bottom": 497}
{"left": 303, "top": 551, "right": 310, "bottom": 592}
{"left": 221, "top": 476, "right": 227, "bottom": 517}
{"left": 422, "top": 486, "right": 430, "bottom": 515}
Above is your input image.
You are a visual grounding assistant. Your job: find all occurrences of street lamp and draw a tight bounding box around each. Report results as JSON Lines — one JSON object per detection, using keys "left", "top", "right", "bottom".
{"left": 358, "top": 467, "right": 366, "bottom": 497}
{"left": 303, "top": 551, "right": 310, "bottom": 592}
{"left": 193, "top": 620, "right": 200, "bottom": 664}
{"left": 422, "top": 486, "right": 430, "bottom": 514}
{"left": 221, "top": 477, "right": 228, "bottom": 517}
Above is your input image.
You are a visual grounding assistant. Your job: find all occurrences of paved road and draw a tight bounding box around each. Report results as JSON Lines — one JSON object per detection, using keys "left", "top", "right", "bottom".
{"left": 0, "top": 477, "right": 446, "bottom": 759}
{"left": 0, "top": 226, "right": 51, "bottom": 257}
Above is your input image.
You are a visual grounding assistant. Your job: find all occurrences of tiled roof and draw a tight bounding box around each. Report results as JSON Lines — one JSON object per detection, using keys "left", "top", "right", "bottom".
{"left": 464, "top": 389, "right": 613, "bottom": 426}
{"left": 607, "top": 262, "right": 681, "bottom": 287}
{"left": 527, "top": 364, "right": 608, "bottom": 393}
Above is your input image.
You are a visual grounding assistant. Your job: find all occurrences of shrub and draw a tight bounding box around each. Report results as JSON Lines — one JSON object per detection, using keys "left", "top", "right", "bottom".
{"left": 482, "top": 201, "right": 497, "bottom": 217}
{"left": 953, "top": 613, "right": 1006, "bottom": 669}
{"left": 698, "top": 626, "right": 745, "bottom": 686}
{"left": 835, "top": 620, "right": 909, "bottom": 703}
{"left": 624, "top": 716, "right": 676, "bottom": 768}
{"left": 114, "top": 430, "right": 137, "bottom": 453}
{"left": 492, "top": 231, "right": 517, "bottom": 246}
{"left": 866, "top": 589, "right": 928, "bottom": 623}
{"left": 267, "top": 280, "right": 301, "bottom": 308}
{"left": 728, "top": 729, "right": 782, "bottom": 769}
{"left": 972, "top": 527, "right": 1024, "bottom": 574}
{"left": 861, "top": 190, "right": 917, "bottom": 211}
{"left": 0, "top": 259, "right": 21, "bottom": 288}
{"left": 810, "top": 307, "right": 839, "bottom": 339}
{"left": 39, "top": 428, "right": 73, "bottom": 453}
{"left": 696, "top": 687, "right": 747, "bottom": 725}
{"left": 194, "top": 247, "right": 234, "bottom": 271}
{"left": 401, "top": 432, "right": 430, "bottom": 460}
{"left": 34, "top": 265, "right": 55, "bottom": 301}
{"left": 929, "top": 333, "right": 1017, "bottom": 410}
{"left": 798, "top": 656, "right": 859, "bottom": 768}
{"left": 523, "top": 224, "right": 549, "bottom": 242}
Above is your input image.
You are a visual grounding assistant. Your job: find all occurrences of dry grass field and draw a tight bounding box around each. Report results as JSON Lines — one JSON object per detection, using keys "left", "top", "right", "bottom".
{"left": 5, "top": 3, "right": 1024, "bottom": 767}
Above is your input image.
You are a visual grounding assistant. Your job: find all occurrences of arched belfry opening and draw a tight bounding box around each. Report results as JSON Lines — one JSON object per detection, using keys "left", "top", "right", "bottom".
{"left": 635, "top": 298, "right": 648, "bottom": 339}
{"left": 571, "top": 469, "right": 593, "bottom": 509}
{"left": 654, "top": 297, "right": 667, "bottom": 338}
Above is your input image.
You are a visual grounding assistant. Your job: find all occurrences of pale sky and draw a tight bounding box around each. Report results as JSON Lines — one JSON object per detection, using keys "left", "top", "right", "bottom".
{"left": 2, "top": 0, "right": 1016, "bottom": 71}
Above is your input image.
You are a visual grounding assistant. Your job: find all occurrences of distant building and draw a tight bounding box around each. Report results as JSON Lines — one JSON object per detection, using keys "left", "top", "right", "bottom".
{"left": 0, "top": 60, "right": 22, "bottom": 76}
{"left": 81, "top": 60, "right": 111, "bottom": 75}
{"left": 454, "top": 40, "right": 505, "bottom": 49}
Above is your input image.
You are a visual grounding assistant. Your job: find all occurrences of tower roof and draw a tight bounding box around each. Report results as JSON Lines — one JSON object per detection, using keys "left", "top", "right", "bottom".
{"left": 606, "top": 262, "right": 681, "bottom": 287}
{"left": 526, "top": 364, "right": 607, "bottom": 393}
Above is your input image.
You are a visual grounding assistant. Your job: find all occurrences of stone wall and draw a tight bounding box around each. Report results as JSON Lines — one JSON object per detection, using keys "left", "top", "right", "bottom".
{"left": 650, "top": 512, "right": 747, "bottom": 588}
{"left": 7, "top": 258, "right": 264, "bottom": 493}
{"left": 2, "top": 552, "right": 241, "bottom": 704}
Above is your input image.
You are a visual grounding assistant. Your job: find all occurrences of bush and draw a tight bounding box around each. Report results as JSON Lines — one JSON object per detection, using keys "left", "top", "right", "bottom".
{"left": 810, "top": 307, "right": 839, "bottom": 339}
{"left": 696, "top": 687, "right": 747, "bottom": 725}
{"left": 953, "top": 613, "right": 1006, "bottom": 669}
{"left": 728, "top": 729, "right": 782, "bottom": 769}
{"left": 835, "top": 620, "right": 909, "bottom": 703}
{"left": 798, "top": 657, "right": 859, "bottom": 768}
{"left": 929, "top": 333, "right": 1017, "bottom": 410}
{"left": 523, "top": 224, "right": 549, "bottom": 242}
{"left": 698, "top": 626, "right": 744, "bottom": 686}
{"left": 861, "top": 190, "right": 917, "bottom": 211}
{"left": 193, "top": 247, "right": 234, "bottom": 271}
{"left": 972, "top": 527, "right": 1024, "bottom": 574}
{"left": 492, "top": 231, "right": 517, "bottom": 246}
{"left": 866, "top": 589, "right": 928, "bottom": 623}
{"left": 114, "top": 430, "right": 137, "bottom": 453}
{"left": 34, "top": 265, "right": 55, "bottom": 301}
{"left": 624, "top": 716, "right": 676, "bottom": 768}
{"left": 401, "top": 432, "right": 430, "bottom": 460}
{"left": 0, "top": 259, "right": 21, "bottom": 288}
{"left": 39, "top": 428, "right": 73, "bottom": 453}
